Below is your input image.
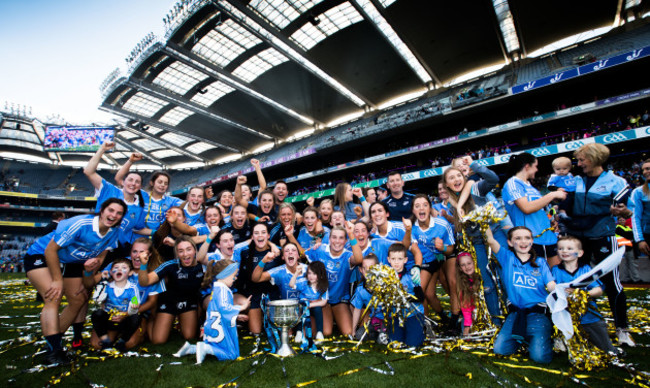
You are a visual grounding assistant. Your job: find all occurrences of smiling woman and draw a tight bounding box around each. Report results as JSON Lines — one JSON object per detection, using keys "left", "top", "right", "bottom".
{"left": 22, "top": 197, "right": 127, "bottom": 365}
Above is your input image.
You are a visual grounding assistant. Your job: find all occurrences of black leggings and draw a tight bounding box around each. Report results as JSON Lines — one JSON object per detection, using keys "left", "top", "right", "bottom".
{"left": 578, "top": 235, "right": 628, "bottom": 329}
{"left": 91, "top": 310, "right": 141, "bottom": 340}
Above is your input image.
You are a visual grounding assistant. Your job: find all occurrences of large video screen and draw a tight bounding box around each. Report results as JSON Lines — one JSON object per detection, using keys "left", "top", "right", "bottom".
{"left": 43, "top": 126, "right": 115, "bottom": 152}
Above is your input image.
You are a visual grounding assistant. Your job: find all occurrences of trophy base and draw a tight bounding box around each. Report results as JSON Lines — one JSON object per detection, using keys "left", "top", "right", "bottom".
{"left": 276, "top": 343, "right": 296, "bottom": 357}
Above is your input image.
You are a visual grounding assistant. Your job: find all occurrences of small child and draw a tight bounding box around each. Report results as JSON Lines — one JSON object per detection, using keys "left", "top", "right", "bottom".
{"left": 89, "top": 258, "right": 141, "bottom": 351}
{"left": 386, "top": 244, "right": 425, "bottom": 347}
{"left": 290, "top": 261, "right": 329, "bottom": 340}
{"left": 455, "top": 252, "right": 479, "bottom": 336}
{"left": 351, "top": 254, "right": 387, "bottom": 344}
{"left": 174, "top": 259, "right": 251, "bottom": 363}
{"left": 553, "top": 236, "right": 621, "bottom": 354}
{"left": 486, "top": 227, "right": 556, "bottom": 364}
{"left": 547, "top": 157, "right": 576, "bottom": 192}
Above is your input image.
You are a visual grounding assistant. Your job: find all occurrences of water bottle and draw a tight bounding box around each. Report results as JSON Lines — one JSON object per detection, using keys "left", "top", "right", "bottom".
{"left": 127, "top": 296, "right": 139, "bottom": 315}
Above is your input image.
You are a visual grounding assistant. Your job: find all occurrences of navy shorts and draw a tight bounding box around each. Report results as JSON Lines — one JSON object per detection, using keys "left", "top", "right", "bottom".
{"left": 157, "top": 293, "right": 198, "bottom": 315}
{"left": 24, "top": 254, "right": 84, "bottom": 278}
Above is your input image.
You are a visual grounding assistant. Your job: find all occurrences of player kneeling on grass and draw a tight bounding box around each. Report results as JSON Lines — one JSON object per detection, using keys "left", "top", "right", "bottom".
{"left": 386, "top": 243, "right": 425, "bottom": 347}
{"left": 87, "top": 258, "right": 140, "bottom": 352}
{"left": 552, "top": 236, "right": 621, "bottom": 355}
{"left": 174, "top": 259, "right": 251, "bottom": 363}
{"left": 486, "top": 227, "right": 556, "bottom": 364}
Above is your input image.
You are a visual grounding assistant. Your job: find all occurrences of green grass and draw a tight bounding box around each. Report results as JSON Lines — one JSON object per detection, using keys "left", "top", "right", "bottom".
{"left": 1, "top": 272, "right": 650, "bottom": 387}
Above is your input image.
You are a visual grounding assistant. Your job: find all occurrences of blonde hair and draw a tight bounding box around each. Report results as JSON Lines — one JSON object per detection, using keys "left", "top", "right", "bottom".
{"left": 574, "top": 143, "right": 609, "bottom": 167}
{"left": 552, "top": 156, "right": 571, "bottom": 169}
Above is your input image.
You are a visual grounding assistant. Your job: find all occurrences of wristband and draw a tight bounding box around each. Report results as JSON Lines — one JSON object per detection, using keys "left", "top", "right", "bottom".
{"left": 257, "top": 261, "right": 266, "bottom": 269}
{"left": 255, "top": 216, "right": 260, "bottom": 222}
{"left": 206, "top": 237, "right": 213, "bottom": 245}
{"left": 83, "top": 270, "right": 93, "bottom": 277}
{"left": 150, "top": 229, "right": 157, "bottom": 237}
{"left": 359, "top": 196, "right": 366, "bottom": 202}
{"left": 140, "top": 263, "right": 148, "bottom": 271}
{"left": 350, "top": 238, "right": 358, "bottom": 246}
{"left": 442, "top": 244, "right": 448, "bottom": 252}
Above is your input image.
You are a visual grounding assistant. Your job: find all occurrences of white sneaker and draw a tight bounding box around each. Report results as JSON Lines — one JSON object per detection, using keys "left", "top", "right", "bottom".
{"left": 196, "top": 341, "right": 208, "bottom": 364}
{"left": 553, "top": 337, "right": 567, "bottom": 352}
{"left": 294, "top": 330, "right": 303, "bottom": 343}
{"left": 617, "top": 329, "right": 636, "bottom": 347}
{"left": 316, "top": 331, "right": 324, "bottom": 341}
{"left": 173, "top": 341, "right": 192, "bottom": 358}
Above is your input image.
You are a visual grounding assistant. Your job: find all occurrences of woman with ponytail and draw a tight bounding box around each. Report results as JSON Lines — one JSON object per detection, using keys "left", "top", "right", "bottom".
{"left": 502, "top": 152, "right": 566, "bottom": 267}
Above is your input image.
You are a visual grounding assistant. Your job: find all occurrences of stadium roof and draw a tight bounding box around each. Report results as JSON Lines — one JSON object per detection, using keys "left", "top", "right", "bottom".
{"left": 2, "top": 0, "right": 632, "bottom": 169}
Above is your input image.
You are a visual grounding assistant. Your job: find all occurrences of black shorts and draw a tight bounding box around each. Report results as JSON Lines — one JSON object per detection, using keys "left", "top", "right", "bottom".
{"left": 24, "top": 254, "right": 84, "bottom": 278}
{"left": 421, "top": 260, "right": 443, "bottom": 274}
{"left": 24, "top": 254, "right": 47, "bottom": 273}
{"left": 157, "top": 293, "right": 198, "bottom": 315}
{"left": 532, "top": 243, "right": 557, "bottom": 261}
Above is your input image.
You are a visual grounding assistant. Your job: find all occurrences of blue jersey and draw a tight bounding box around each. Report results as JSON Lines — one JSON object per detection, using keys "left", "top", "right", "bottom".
{"left": 630, "top": 186, "right": 650, "bottom": 242}
{"left": 361, "top": 237, "right": 397, "bottom": 265}
{"left": 140, "top": 191, "right": 182, "bottom": 230}
{"left": 335, "top": 202, "right": 363, "bottom": 221}
{"left": 295, "top": 282, "right": 328, "bottom": 302}
{"left": 297, "top": 226, "right": 330, "bottom": 251}
{"left": 305, "top": 245, "right": 354, "bottom": 304}
{"left": 397, "top": 271, "right": 424, "bottom": 316}
{"left": 432, "top": 201, "right": 452, "bottom": 215}
{"left": 495, "top": 248, "right": 554, "bottom": 309}
{"left": 382, "top": 192, "right": 414, "bottom": 221}
{"left": 103, "top": 280, "right": 140, "bottom": 313}
{"left": 411, "top": 217, "right": 454, "bottom": 264}
{"left": 371, "top": 221, "right": 405, "bottom": 241}
{"left": 567, "top": 171, "right": 629, "bottom": 238}
{"left": 267, "top": 263, "right": 308, "bottom": 300}
{"left": 547, "top": 173, "right": 577, "bottom": 192}
{"left": 182, "top": 204, "right": 204, "bottom": 227}
{"left": 222, "top": 222, "right": 252, "bottom": 245}
{"left": 203, "top": 282, "right": 239, "bottom": 360}
{"left": 350, "top": 283, "right": 384, "bottom": 319}
{"left": 552, "top": 264, "right": 602, "bottom": 325}
{"left": 94, "top": 179, "right": 146, "bottom": 244}
{"left": 503, "top": 177, "right": 556, "bottom": 245}
{"left": 102, "top": 263, "right": 165, "bottom": 304}
{"left": 26, "top": 215, "right": 120, "bottom": 263}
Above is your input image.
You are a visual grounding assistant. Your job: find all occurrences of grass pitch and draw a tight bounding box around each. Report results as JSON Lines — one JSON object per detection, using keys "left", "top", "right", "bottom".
{"left": 1, "top": 273, "right": 650, "bottom": 387}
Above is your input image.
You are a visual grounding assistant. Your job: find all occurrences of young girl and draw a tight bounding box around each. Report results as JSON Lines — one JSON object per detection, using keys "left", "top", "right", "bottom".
{"left": 333, "top": 183, "right": 369, "bottom": 221}
{"left": 174, "top": 259, "right": 251, "bottom": 363}
{"left": 290, "top": 261, "right": 329, "bottom": 340}
{"left": 138, "top": 236, "right": 204, "bottom": 344}
{"left": 486, "top": 227, "right": 556, "bottom": 364}
{"left": 456, "top": 252, "right": 479, "bottom": 336}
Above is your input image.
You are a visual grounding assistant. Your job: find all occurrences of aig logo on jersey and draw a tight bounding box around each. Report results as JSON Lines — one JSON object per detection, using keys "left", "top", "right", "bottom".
{"left": 513, "top": 271, "right": 538, "bottom": 289}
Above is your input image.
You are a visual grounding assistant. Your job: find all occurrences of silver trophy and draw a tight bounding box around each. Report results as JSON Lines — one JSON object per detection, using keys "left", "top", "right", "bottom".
{"left": 267, "top": 299, "right": 302, "bottom": 357}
